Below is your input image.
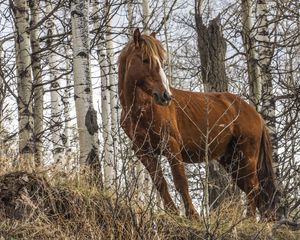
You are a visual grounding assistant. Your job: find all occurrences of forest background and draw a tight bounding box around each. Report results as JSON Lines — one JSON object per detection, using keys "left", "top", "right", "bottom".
{"left": 0, "top": 0, "right": 299, "bottom": 239}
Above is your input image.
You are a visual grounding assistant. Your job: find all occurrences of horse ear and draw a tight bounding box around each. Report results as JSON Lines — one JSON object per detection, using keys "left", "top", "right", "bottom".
{"left": 150, "top": 32, "right": 157, "bottom": 38}
{"left": 133, "top": 28, "right": 141, "bottom": 47}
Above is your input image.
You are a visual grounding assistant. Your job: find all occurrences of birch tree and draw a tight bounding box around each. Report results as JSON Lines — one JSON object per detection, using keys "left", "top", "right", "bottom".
{"left": 92, "top": 0, "right": 114, "bottom": 190}
{"left": 163, "top": 0, "right": 173, "bottom": 85}
{"left": 63, "top": 46, "right": 72, "bottom": 170}
{"left": 0, "top": 43, "right": 4, "bottom": 159}
{"left": 29, "top": 0, "right": 43, "bottom": 166}
{"left": 105, "top": 0, "right": 119, "bottom": 189}
{"left": 142, "top": 0, "right": 150, "bottom": 34}
{"left": 46, "top": 0, "right": 65, "bottom": 167}
{"left": 255, "top": 0, "right": 278, "bottom": 170}
{"left": 241, "top": 0, "right": 262, "bottom": 110}
{"left": 71, "top": 0, "right": 101, "bottom": 182}
{"left": 13, "top": 0, "right": 34, "bottom": 167}
{"left": 127, "top": 0, "right": 134, "bottom": 36}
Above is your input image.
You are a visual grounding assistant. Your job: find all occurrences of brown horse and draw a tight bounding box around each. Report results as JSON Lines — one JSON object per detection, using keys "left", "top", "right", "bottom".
{"left": 118, "top": 28, "right": 280, "bottom": 220}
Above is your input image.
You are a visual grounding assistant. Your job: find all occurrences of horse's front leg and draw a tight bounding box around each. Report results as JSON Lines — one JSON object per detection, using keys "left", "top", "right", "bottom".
{"left": 136, "top": 151, "right": 179, "bottom": 215}
{"left": 164, "top": 137, "right": 199, "bottom": 220}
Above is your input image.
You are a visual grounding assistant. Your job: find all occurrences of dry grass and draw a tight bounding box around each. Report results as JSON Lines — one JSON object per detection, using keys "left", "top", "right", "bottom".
{"left": 0, "top": 171, "right": 299, "bottom": 240}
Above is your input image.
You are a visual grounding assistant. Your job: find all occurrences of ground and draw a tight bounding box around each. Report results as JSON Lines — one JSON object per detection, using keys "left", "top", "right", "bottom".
{"left": 0, "top": 171, "right": 299, "bottom": 239}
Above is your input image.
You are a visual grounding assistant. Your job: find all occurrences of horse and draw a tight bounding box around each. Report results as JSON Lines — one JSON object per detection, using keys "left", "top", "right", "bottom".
{"left": 118, "top": 28, "right": 281, "bottom": 220}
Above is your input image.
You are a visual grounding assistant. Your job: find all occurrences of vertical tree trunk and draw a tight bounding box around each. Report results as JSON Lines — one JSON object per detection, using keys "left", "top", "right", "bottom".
{"left": 63, "top": 47, "right": 72, "bottom": 171}
{"left": 71, "top": 0, "right": 101, "bottom": 183}
{"left": 100, "top": 42, "right": 114, "bottom": 189}
{"left": 46, "top": 0, "right": 65, "bottom": 167}
{"left": 92, "top": 0, "right": 114, "bottom": 190}
{"left": 240, "top": 0, "right": 262, "bottom": 109}
{"left": 127, "top": 0, "right": 134, "bottom": 36}
{"left": 0, "top": 43, "right": 4, "bottom": 160}
{"left": 29, "top": 0, "right": 43, "bottom": 167}
{"left": 142, "top": 0, "right": 150, "bottom": 34}
{"left": 13, "top": 0, "right": 34, "bottom": 168}
{"left": 256, "top": 0, "right": 278, "bottom": 173}
{"left": 105, "top": 0, "right": 118, "bottom": 190}
{"left": 195, "top": 7, "right": 234, "bottom": 209}
{"left": 163, "top": 0, "right": 173, "bottom": 86}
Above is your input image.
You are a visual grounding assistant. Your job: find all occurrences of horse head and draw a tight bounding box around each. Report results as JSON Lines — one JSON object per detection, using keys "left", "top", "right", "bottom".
{"left": 119, "top": 28, "right": 172, "bottom": 106}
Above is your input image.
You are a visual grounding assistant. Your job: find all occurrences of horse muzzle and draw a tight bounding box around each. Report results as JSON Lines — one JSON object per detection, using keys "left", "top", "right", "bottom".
{"left": 152, "top": 90, "right": 172, "bottom": 106}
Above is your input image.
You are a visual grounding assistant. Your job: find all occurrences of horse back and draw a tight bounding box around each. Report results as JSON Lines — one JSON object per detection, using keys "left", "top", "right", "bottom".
{"left": 172, "top": 89, "right": 263, "bottom": 162}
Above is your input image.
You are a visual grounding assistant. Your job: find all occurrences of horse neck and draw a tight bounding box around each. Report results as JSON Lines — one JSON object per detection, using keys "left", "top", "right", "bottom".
{"left": 120, "top": 77, "right": 151, "bottom": 114}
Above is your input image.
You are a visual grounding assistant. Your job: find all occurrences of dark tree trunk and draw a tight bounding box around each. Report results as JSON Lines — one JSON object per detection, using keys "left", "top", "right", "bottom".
{"left": 195, "top": 13, "right": 236, "bottom": 209}
{"left": 195, "top": 15, "right": 228, "bottom": 92}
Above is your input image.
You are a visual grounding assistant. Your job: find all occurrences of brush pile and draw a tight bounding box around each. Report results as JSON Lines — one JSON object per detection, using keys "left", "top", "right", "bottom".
{"left": 0, "top": 171, "right": 299, "bottom": 239}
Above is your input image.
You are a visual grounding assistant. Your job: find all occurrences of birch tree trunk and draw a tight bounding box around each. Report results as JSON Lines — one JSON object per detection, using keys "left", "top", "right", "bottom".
{"left": 92, "top": 0, "right": 114, "bottom": 190}
{"left": 100, "top": 44, "right": 114, "bottom": 189}
{"left": 71, "top": 0, "right": 101, "bottom": 183}
{"left": 127, "top": 0, "right": 134, "bottom": 36}
{"left": 256, "top": 0, "right": 279, "bottom": 172}
{"left": 195, "top": 6, "right": 234, "bottom": 209}
{"left": 0, "top": 43, "right": 4, "bottom": 160}
{"left": 46, "top": 0, "right": 65, "bottom": 168}
{"left": 105, "top": 0, "right": 119, "bottom": 190}
{"left": 163, "top": 0, "right": 173, "bottom": 85}
{"left": 241, "top": 0, "right": 262, "bottom": 110}
{"left": 29, "top": 0, "right": 43, "bottom": 166}
{"left": 142, "top": 0, "right": 150, "bottom": 34}
{"left": 13, "top": 0, "right": 35, "bottom": 168}
{"left": 63, "top": 47, "right": 72, "bottom": 171}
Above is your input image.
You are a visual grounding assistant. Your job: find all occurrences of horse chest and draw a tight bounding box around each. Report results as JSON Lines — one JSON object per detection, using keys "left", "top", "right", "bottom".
{"left": 123, "top": 106, "right": 172, "bottom": 144}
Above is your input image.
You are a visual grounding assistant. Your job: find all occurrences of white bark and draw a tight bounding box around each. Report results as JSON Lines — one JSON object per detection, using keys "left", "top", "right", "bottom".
{"left": 105, "top": 0, "right": 119, "bottom": 190}
{"left": 14, "top": 0, "right": 34, "bottom": 167}
{"left": 30, "top": 0, "right": 44, "bottom": 166}
{"left": 127, "top": 0, "right": 134, "bottom": 36}
{"left": 93, "top": 0, "right": 114, "bottom": 190}
{"left": 46, "top": 0, "right": 65, "bottom": 167}
{"left": 241, "top": 0, "right": 262, "bottom": 110}
{"left": 142, "top": 0, "right": 150, "bottom": 34}
{"left": 0, "top": 43, "right": 4, "bottom": 159}
{"left": 256, "top": 0, "right": 275, "bottom": 120}
{"left": 100, "top": 44, "right": 114, "bottom": 189}
{"left": 71, "top": 0, "right": 101, "bottom": 181}
{"left": 256, "top": 0, "right": 278, "bottom": 164}
{"left": 63, "top": 47, "right": 72, "bottom": 170}
{"left": 163, "top": 0, "right": 173, "bottom": 85}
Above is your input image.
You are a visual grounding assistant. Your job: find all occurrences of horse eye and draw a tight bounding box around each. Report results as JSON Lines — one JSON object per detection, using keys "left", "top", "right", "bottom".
{"left": 137, "top": 79, "right": 144, "bottom": 86}
{"left": 143, "top": 59, "right": 149, "bottom": 64}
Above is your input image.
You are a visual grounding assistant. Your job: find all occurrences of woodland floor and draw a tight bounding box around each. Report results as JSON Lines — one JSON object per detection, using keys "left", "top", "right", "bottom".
{"left": 0, "top": 171, "right": 299, "bottom": 240}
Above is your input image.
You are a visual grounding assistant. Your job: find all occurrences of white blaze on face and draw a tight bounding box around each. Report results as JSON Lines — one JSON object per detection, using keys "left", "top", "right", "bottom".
{"left": 154, "top": 56, "right": 172, "bottom": 96}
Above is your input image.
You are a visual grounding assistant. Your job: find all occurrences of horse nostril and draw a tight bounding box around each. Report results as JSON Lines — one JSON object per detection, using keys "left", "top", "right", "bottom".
{"left": 163, "top": 91, "right": 171, "bottom": 101}
{"left": 153, "top": 91, "right": 160, "bottom": 101}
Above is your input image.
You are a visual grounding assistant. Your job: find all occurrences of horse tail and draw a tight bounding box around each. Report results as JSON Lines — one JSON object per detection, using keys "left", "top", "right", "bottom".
{"left": 257, "top": 123, "right": 281, "bottom": 218}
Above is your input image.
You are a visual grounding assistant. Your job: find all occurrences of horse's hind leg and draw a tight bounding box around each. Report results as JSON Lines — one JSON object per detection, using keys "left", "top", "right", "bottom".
{"left": 239, "top": 171, "right": 260, "bottom": 217}
{"left": 164, "top": 137, "right": 199, "bottom": 220}
{"left": 137, "top": 153, "right": 178, "bottom": 214}
{"left": 233, "top": 144, "right": 260, "bottom": 217}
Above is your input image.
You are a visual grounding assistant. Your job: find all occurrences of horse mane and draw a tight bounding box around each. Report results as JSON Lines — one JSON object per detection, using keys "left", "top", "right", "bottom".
{"left": 118, "top": 34, "right": 166, "bottom": 81}
{"left": 138, "top": 35, "right": 167, "bottom": 66}
{"left": 118, "top": 34, "right": 167, "bottom": 107}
